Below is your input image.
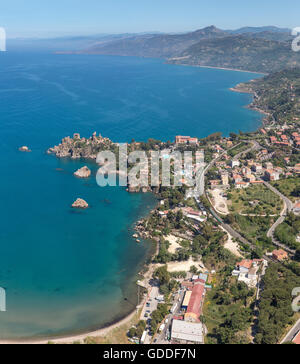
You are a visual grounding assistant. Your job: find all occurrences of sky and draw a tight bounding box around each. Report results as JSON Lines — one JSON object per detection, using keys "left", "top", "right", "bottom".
{"left": 0, "top": 0, "right": 299, "bottom": 38}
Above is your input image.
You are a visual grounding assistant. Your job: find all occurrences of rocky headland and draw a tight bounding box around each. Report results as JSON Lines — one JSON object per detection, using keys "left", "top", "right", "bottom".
{"left": 72, "top": 198, "right": 89, "bottom": 209}
{"left": 74, "top": 166, "right": 91, "bottom": 178}
{"left": 47, "top": 132, "right": 113, "bottom": 160}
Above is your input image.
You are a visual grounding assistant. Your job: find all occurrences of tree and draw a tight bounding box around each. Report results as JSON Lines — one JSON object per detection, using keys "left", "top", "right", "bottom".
{"left": 153, "top": 265, "right": 170, "bottom": 285}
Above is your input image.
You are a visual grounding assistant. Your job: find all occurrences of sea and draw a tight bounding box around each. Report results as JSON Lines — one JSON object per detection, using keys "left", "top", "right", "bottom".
{"left": 0, "top": 52, "right": 263, "bottom": 339}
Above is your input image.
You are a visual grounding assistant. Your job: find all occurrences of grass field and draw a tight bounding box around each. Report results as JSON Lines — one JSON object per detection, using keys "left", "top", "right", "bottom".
{"left": 271, "top": 177, "right": 300, "bottom": 202}
{"left": 227, "top": 184, "right": 282, "bottom": 216}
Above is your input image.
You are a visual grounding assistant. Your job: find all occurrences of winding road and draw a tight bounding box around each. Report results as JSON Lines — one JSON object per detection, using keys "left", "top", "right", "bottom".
{"left": 199, "top": 139, "right": 296, "bottom": 257}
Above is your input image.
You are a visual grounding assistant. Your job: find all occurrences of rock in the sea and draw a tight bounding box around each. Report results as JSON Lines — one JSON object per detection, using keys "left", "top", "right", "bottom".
{"left": 72, "top": 198, "right": 89, "bottom": 209}
{"left": 74, "top": 166, "right": 91, "bottom": 178}
{"left": 19, "top": 146, "right": 31, "bottom": 152}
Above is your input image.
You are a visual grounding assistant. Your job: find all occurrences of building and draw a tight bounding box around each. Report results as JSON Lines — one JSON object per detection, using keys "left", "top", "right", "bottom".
{"left": 184, "top": 283, "right": 205, "bottom": 323}
{"left": 231, "top": 160, "right": 240, "bottom": 168}
{"left": 232, "top": 259, "right": 267, "bottom": 288}
{"left": 171, "top": 319, "right": 203, "bottom": 344}
{"left": 293, "top": 202, "right": 300, "bottom": 215}
{"left": 264, "top": 169, "right": 280, "bottom": 181}
{"left": 175, "top": 136, "right": 198, "bottom": 144}
{"left": 181, "top": 291, "right": 192, "bottom": 310}
{"left": 185, "top": 208, "right": 207, "bottom": 222}
{"left": 210, "top": 179, "right": 220, "bottom": 186}
{"left": 272, "top": 249, "right": 288, "bottom": 261}
{"left": 235, "top": 181, "right": 249, "bottom": 189}
{"left": 252, "top": 164, "right": 263, "bottom": 173}
{"left": 221, "top": 173, "right": 229, "bottom": 186}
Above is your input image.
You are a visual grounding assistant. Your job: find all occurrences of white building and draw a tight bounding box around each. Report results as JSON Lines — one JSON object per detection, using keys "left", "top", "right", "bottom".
{"left": 171, "top": 319, "right": 204, "bottom": 344}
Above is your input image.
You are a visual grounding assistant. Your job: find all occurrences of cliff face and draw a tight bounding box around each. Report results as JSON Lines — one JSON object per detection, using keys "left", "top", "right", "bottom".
{"left": 47, "top": 132, "right": 113, "bottom": 160}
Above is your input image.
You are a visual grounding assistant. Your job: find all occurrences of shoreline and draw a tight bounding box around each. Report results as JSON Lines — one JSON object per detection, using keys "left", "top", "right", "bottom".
{"left": 0, "top": 308, "right": 138, "bottom": 344}
{"left": 190, "top": 64, "right": 267, "bottom": 75}
{"left": 1, "top": 68, "right": 269, "bottom": 344}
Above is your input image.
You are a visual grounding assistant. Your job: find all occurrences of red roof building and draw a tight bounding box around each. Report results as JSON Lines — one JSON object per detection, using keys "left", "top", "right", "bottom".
{"left": 175, "top": 136, "right": 198, "bottom": 144}
{"left": 185, "top": 283, "right": 205, "bottom": 323}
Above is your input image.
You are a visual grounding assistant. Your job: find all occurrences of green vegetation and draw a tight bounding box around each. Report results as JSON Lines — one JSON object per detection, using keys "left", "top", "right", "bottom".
{"left": 149, "top": 304, "right": 170, "bottom": 336}
{"left": 255, "top": 263, "right": 300, "bottom": 344}
{"left": 227, "top": 184, "right": 282, "bottom": 215}
{"left": 227, "top": 142, "right": 249, "bottom": 158}
{"left": 204, "top": 274, "right": 255, "bottom": 344}
{"left": 274, "top": 213, "right": 300, "bottom": 250}
{"left": 127, "top": 320, "right": 146, "bottom": 339}
{"left": 170, "top": 36, "right": 300, "bottom": 73}
{"left": 224, "top": 214, "right": 273, "bottom": 251}
{"left": 272, "top": 177, "right": 300, "bottom": 202}
{"left": 237, "top": 68, "right": 300, "bottom": 124}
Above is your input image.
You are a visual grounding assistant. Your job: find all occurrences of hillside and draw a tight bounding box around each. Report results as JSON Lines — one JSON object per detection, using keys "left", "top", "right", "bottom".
{"left": 167, "top": 35, "right": 300, "bottom": 73}
{"left": 81, "top": 26, "right": 228, "bottom": 58}
{"left": 234, "top": 68, "right": 300, "bottom": 124}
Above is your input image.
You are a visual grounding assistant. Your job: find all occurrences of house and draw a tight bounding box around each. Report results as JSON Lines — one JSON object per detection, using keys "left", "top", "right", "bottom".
{"left": 235, "top": 181, "right": 249, "bottom": 189}
{"left": 252, "top": 163, "right": 263, "bottom": 173}
{"left": 233, "top": 174, "right": 243, "bottom": 183}
{"left": 272, "top": 249, "right": 288, "bottom": 261}
{"left": 264, "top": 169, "right": 280, "bottom": 181}
{"left": 231, "top": 160, "right": 240, "bottom": 168}
{"left": 265, "top": 162, "right": 273, "bottom": 170}
{"left": 232, "top": 259, "right": 267, "bottom": 288}
{"left": 293, "top": 202, "right": 300, "bottom": 215}
{"left": 171, "top": 319, "right": 204, "bottom": 344}
{"left": 175, "top": 136, "right": 198, "bottom": 144}
{"left": 221, "top": 173, "right": 229, "bottom": 185}
{"left": 270, "top": 136, "right": 277, "bottom": 144}
{"left": 185, "top": 208, "right": 207, "bottom": 222}
{"left": 245, "top": 174, "right": 256, "bottom": 183}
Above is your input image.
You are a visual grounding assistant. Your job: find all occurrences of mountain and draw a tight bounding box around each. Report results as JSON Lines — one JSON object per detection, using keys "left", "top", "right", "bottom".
{"left": 167, "top": 35, "right": 300, "bottom": 73}
{"left": 234, "top": 68, "right": 300, "bottom": 124}
{"left": 80, "top": 26, "right": 229, "bottom": 58}
{"left": 243, "top": 31, "right": 293, "bottom": 42}
{"left": 227, "top": 26, "right": 291, "bottom": 34}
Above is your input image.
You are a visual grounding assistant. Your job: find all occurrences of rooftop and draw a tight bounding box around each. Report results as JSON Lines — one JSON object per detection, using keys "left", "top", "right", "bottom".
{"left": 171, "top": 319, "right": 203, "bottom": 343}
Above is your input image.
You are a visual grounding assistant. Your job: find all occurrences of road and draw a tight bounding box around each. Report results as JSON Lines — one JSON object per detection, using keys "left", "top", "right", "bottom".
{"left": 233, "top": 140, "right": 261, "bottom": 161}
{"left": 154, "top": 289, "right": 185, "bottom": 344}
{"left": 280, "top": 318, "right": 300, "bottom": 344}
{"left": 140, "top": 284, "right": 159, "bottom": 344}
{"left": 262, "top": 180, "right": 296, "bottom": 254}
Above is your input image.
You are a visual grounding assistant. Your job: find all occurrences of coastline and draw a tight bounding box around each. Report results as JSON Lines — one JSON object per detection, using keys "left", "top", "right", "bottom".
{"left": 0, "top": 65, "right": 268, "bottom": 344}
{"left": 230, "top": 84, "right": 273, "bottom": 126}
{"left": 166, "top": 61, "right": 268, "bottom": 76}
{"left": 192, "top": 65, "right": 267, "bottom": 76}
{"left": 0, "top": 308, "right": 138, "bottom": 344}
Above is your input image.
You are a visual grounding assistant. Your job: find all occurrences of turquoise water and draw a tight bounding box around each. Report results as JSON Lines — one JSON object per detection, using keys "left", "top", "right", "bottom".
{"left": 0, "top": 53, "right": 262, "bottom": 339}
